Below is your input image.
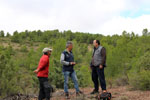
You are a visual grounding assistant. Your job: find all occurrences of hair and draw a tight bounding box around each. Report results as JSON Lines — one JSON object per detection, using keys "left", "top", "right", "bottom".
{"left": 66, "top": 41, "right": 73, "bottom": 48}
{"left": 96, "top": 40, "right": 100, "bottom": 45}
{"left": 43, "top": 52, "right": 48, "bottom": 55}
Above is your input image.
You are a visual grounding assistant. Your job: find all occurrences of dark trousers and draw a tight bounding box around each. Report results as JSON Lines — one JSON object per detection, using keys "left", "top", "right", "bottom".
{"left": 38, "top": 77, "right": 50, "bottom": 100}
{"left": 91, "top": 66, "right": 106, "bottom": 91}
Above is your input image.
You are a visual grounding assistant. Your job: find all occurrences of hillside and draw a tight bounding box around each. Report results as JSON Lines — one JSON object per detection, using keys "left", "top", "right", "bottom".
{"left": 0, "top": 29, "right": 150, "bottom": 99}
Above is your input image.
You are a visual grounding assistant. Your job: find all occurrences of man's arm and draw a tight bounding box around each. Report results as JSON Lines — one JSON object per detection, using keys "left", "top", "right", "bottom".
{"left": 60, "top": 53, "right": 70, "bottom": 66}
{"left": 38, "top": 58, "right": 49, "bottom": 70}
{"left": 100, "top": 47, "right": 106, "bottom": 66}
{"left": 90, "top": 49, "right": 94, "bottom": 67}
{"left": 34, "top": 57, "right": 48, "bottom": 73}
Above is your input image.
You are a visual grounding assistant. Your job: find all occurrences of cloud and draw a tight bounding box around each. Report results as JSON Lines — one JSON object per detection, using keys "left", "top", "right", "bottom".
{"left": 100, "top": 15, "right": 150, "bottom": 35}
{"left": 0, "top": 0, "right": 150, "bottom": 35}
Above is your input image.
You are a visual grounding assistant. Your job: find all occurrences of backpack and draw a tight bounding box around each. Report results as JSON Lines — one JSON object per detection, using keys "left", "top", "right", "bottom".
{"left": 98, "top": 92, "right": 112, "bottom": 100}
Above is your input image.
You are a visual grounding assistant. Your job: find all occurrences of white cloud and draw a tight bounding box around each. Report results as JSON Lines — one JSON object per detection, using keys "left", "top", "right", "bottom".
{"left": 0, "top": 0, "right": 150, "bottom": 35}
{"left": 100, "top": 15, "right": 150, "bottom": 35}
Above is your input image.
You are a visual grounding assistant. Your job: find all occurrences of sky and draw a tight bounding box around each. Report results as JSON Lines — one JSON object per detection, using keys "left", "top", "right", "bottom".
{"left": 0, "top": 0, "right": 150, "bottom": 36}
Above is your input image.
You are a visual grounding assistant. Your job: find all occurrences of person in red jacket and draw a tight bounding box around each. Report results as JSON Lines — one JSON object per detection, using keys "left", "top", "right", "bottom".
{"left": 34, "top": 47, "right": 52, "bottom": 100}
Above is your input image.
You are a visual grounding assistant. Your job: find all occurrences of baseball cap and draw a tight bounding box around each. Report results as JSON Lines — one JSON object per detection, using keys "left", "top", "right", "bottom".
{"left": 42, "top": 48, "right": 52, "bottom": 53}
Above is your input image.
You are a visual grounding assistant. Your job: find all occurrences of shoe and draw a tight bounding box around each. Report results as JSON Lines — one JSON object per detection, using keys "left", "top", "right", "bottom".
{"left": 76, "top": 90, "right": 83, "bottom": 96}
{"left": 65, "top": 92, "right": 70, "bottom": 99}
{"left": 90, "top": 89, "right": 99, "bottom": 94}
{"left": 102, "top": 90, "right": 107, "bottom": 93}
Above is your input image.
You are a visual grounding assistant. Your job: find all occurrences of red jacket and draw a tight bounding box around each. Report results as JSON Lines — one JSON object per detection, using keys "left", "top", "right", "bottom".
{"left": 37, "top": 55, "right": 49, "bottom": 77}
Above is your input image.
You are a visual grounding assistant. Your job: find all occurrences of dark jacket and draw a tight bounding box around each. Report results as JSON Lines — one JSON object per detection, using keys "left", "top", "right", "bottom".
{"left": 60, "top": 50, "right": 74, "bottom": 72}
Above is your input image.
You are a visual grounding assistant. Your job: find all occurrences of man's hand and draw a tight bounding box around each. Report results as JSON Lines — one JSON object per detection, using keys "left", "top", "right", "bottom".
{"left": 70, "top": 62, "right": 76, "bottom": 65}
{"left": 99, "top": 65, "right": 103, "bottom": 69}
{"left": 34, "top": 69, "right": 40, "bottom": 74}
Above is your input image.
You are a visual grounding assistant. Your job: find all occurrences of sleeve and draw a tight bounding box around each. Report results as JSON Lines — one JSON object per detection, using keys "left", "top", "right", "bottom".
{"left": 90, "top": 49, "right": 94, "bottom": 67}
{"left": 60, "top": 53, "right": 70, "bottom": 66}
{"left": 90, "top": 61, "right": 92, "bottom": 67}
{"left": 37, "top": 57, "right": 49, "bottom": 70}
{"left": 100, "top": 47, "right": 106, "bottom": 66}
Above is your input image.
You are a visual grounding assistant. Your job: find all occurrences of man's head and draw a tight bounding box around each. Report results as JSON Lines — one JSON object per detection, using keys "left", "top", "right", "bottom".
{"left": 93, "top": 40, "right": 100, "bottom": 48}
{"left": 66, "top": 41, "right": 73, "bottom": 51}
{"left": 42, "top": 48, "right": 52, "bottom": 56}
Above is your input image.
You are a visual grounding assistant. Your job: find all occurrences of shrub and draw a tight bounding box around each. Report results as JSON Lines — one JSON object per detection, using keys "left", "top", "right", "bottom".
{"left": 128, "top": 51, "right": 150, "bottom": 90}
{"left": 20, "top": 45, "right": 28, "bottom": 52}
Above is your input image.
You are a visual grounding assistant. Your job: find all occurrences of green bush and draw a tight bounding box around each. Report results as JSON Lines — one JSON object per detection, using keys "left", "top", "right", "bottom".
{"left": 20, "top": 45, "right": 28, "bottom": 52}
{"left": 76, "top": 66, "right": 92, "bottom": 87}
{"left": 128, "top": 51, "right": 150, "bottom": 90}
{"left": 129, "top": 70, "right": 150, "bottom": 90}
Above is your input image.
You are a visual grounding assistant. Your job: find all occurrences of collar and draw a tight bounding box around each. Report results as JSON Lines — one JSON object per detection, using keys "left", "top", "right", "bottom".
{"left": 65, "top": 49, "right": 72, "bottom": 54}
{"left": 43, "top": 54, "right": 49, "bottom": 57}
{"left": 94, "top": 46, "right": 100, "bottom": 50}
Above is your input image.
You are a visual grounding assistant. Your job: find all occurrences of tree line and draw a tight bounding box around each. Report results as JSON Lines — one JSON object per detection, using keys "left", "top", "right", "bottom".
{"left": 0, "top": 29, "right": 150, "bottom": 98}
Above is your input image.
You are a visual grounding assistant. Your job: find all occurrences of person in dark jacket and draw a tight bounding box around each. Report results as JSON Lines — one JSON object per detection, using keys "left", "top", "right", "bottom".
{"left": 90, "top": 40, "right": 107, "bottom": 94}
{"left": 60, "top": 41, "right": 82, "bottom": 98}
{"left": 34, "top": 48, "right": 52, "bottom": 100}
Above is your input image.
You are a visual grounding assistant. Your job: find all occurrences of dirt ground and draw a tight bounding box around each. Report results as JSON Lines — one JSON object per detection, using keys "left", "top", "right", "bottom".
{"left": 30, "top": 86, "right": 150, "bottom": 100}
{"left": 2, "top": 86, "right": 150, "bottom": 100}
